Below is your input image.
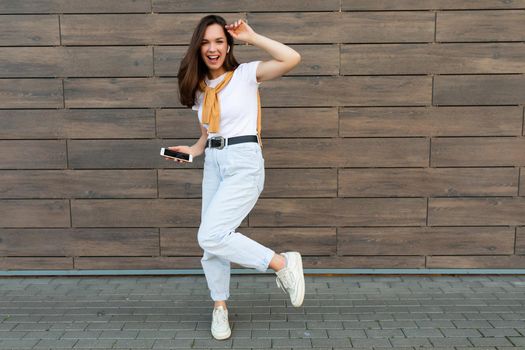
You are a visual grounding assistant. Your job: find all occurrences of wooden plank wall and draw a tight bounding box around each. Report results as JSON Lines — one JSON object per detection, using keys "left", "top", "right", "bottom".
{"left": 0, "top": 0, "right": 524, "bottom": 271}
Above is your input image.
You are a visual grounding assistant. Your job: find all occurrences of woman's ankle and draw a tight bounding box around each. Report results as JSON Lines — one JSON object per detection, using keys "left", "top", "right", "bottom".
{"left": 269, "top": 253, "right": 287, "bottom": 272}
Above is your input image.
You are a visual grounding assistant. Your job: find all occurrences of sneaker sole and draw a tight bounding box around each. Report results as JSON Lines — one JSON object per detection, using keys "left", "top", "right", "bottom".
{"left": 288, "top": 251, "right": 305, "bottom": 307}
{"left": 212, "top": 326, "right": 231, "bottom": 340}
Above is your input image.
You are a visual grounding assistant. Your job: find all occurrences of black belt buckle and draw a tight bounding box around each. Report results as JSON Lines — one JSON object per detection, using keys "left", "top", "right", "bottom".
{"left": 210, "top": 136, "right": 225, "bottom": 149}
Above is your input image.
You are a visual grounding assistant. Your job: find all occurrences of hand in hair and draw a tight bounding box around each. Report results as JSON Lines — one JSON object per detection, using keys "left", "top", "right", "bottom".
{"left": 225, "top": 19, "right": 256, "bottom": 44}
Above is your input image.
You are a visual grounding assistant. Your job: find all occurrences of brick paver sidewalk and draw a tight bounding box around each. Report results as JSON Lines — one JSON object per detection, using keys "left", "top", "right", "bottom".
{"left": 0, "top": 274, "right": 524, "bottom": 349}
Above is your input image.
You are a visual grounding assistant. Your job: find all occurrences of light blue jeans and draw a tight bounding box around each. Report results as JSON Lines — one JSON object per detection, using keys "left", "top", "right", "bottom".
{"left": 198, "top": 139, "right": 276, "bottom": 301}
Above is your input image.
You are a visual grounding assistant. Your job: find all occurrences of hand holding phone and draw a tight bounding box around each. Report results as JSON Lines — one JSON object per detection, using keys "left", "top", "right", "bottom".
{"left": 160, "top": 146, "right": 193, "bottom": 163}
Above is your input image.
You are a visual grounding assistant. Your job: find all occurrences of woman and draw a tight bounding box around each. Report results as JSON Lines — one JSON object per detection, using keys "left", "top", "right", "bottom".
{"left": 163, "top": 15, "right": 304, "bottom": 340}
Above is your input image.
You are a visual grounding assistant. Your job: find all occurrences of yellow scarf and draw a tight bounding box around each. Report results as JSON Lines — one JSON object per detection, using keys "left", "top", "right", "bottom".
{"left": 199, "top": 69, "right": 263, "bottom": 148}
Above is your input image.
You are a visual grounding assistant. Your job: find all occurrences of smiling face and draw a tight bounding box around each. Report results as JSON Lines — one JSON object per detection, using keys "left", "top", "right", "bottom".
{"left": 200, "top": 23, "right": 229, "bottom": 78}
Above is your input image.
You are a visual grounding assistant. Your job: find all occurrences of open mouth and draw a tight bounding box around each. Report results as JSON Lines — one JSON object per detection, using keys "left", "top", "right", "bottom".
{"left": 207, "top": 55, "right": 220, "bottom": 64}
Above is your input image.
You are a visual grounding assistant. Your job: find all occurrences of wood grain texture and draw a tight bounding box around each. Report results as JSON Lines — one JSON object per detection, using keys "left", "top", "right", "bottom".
{"left": 0, "top": 170, "right": 157, "bottom": 199}
{"left": 428, "top": 197, "right": 525, "bottom": 226}
{"left": 339, "top": 168, "right": 518, "bottom": 197}
{"left": 434, "top": 75, "right": 525, "bottom": 105}
{"left": 0, "top": 47, "right": 152, "bottom": 78}
{"left": 431, "top": 137, "right": 525, "bottom": 167}
{"left": 247, "top": 12, "right": 434, "bottom": 44}
{"left": 250, "top": 198, "right": 426, "bottom": 227}
{"left": 260, "top": 76, "right": 431, "bottom": 107}
{"left": 0, "top": 15, "right": 59, "bottom": 45}
{"left": 258, "top": 138, "right": 428, "bottom": 168}
{"left": 437, "top": 10, "right": 525, "bottom": 42}
{"left": 153, "top": 0, "right": 340, "bottom": 12}
{"left": 71, "top": 199, "right": 202, "bottom": 227}
{"left": 0, "top": 200, "right": 70, "bottom": 228}
{"left": 0, "top": 228, "right": 159, "bottom": 256}
{"left": 343, "top": 0, "right": 525, "bottom": 10}
{"left": 0, "top": 109, "right": 155, "bottom": 139}
{"left": 74, "top": 257, "right": 202, "bottom": 269}
{"left": 338, "top": 227, "right": 515, "bottom": 255}
{"left": 0, "top": 0, "right": 150, "bottom": 13}
{"left": 427, "top": 255, "right": 525, "bottom": 268}
{"left": 340, "top": 107, "right": 522, "bottom": 137}
{"left": 341, "top": 43, "right": 525, "bottom": 75}
{"left": 0, "top": 140, "right": 66, "bottom": 169}
{"left": 0, "top": 79, "right": 62, "bottom": 108}
{"left": 0, "top": 257, "right": 72, "bottom": 270}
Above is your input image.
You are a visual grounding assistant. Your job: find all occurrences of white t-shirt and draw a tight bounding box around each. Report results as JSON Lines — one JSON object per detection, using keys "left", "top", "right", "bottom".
{"left": 192, "top": 61, "right": 261, "bottom": 139}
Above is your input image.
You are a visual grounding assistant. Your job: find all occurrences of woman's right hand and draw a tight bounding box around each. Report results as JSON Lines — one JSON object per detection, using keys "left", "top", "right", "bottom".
{"left": 164, "top": 145, "right": 194, "bottom": 163}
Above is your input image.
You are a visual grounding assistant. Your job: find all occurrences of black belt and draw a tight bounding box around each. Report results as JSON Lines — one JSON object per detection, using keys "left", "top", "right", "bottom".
{"left": 205, "top": 135, "right": 258, "bottom": 149}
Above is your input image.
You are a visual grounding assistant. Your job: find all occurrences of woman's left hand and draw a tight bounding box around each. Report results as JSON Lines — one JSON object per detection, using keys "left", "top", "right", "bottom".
{"left": 225, "top": 19, "right": 256, "bottom": 44}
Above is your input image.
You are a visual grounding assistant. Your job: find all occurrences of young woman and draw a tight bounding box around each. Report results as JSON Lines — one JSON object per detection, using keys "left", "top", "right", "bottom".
{"left": 163, "top": 15, "right": 305, "bottom": 340}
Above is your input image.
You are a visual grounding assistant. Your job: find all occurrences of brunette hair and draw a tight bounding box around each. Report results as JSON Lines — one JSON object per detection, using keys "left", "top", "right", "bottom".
{"left": 177, "top": 15, "right": 239, "bottom": 108}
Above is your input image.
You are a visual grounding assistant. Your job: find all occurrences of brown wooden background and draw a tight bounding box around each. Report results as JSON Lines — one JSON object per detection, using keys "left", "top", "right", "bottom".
{"left": 0, "top": 0, "right": 524, "bottom": 271}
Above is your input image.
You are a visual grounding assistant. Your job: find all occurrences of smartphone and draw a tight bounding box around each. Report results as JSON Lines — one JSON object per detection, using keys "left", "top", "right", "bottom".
{"left": 160, "top": 147, "right": 193, "bottom": 162}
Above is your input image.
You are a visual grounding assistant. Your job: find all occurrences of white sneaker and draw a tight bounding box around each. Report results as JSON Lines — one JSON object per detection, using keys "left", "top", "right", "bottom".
{"left": 275, "top": 251, "right": 305, "bottom": 307}
{"left": 211, "top": 305, "right": 231, "bottom": 340}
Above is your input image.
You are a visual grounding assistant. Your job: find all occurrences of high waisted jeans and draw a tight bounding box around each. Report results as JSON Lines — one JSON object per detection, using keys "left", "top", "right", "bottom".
{"left": 198, "top": 139, "right": 276, "bottom": 301}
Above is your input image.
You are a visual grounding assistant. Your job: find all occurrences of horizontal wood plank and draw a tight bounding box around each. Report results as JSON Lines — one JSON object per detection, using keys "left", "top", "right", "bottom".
{"left": 261, "top": 76, "right": 431, "bottom": 107}
{"left": 0, "top": 79, "right": 62, "bottom": 108}
{"left": 153, "top": 0, "right": 339, "bottom": 12}
{"left": 434, "top": 75, "right": 525, "bottom": 105}
{"left": 437, "top": 10, "right": 525, "bottom": 42}
{"left": 74, "top": 256, "right": 202, "bottom": 269}
{"left": 429, "top": 197, "right": 525, "bottom": 226}
{"left": 0, "top": 15, "right": 59, "bottom": 45}
{"left": 343, "top": 0, "right": 525, "bottom": 10}
{"left": 0, "top": 257, "right": 72, "bottom": 270}
{"left": 247, "top": 12, "right": 434, "bottom": 44}
{"left": 0, "top": 109, "right": 155, "bottom": 139}
{"left": 338, "top": 227, "right": 515, "bottom": 255}
{"left": 427, "top": 255, "right": 525, "bottom": 268}
{"left": 0, "top": 200, "right": 69, "bottom": 228}
{"left": 250, "top": 198, "right": 427, "bottom": 227}
{"left": 0, "top": 140, "right": 66, "bottom": 169}
{"left": 341, "top": 43, "right": 525, "bottom": 75}
{"left": 71, "top": 199, "right": 203, "bottom": 227}
{"left": 0, "top": 47, "right": 152, "bottom": 78}
{"left": 0, "top": 0, "right": 150, "bottom": 13}
{"left": 340, "top": 106, "right": 522, "bottom": 137}
{"left": 304, "top": 256, "right": 425, "bottom": 268}
{"left": 431, "top": 137, "right": 525, "bottom": 167}
{"left": 260, "top": 138, "right": 428, "bottom": 168}
{"left": 0, "top": 170, "right": 157, "bottom": 199}
{"left": 339, "top": 168, "right": 518, "bottom": 197}
{"left": 64, "top": 78, "right": 180, "bottom": 108}
{"left": 0, "top": 228, "right": 159, "bottom": 256}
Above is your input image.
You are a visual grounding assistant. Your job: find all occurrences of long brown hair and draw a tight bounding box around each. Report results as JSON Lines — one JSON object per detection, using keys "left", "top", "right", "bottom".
{"left": 178, "top": 15, "right": 239, "bottom": 108}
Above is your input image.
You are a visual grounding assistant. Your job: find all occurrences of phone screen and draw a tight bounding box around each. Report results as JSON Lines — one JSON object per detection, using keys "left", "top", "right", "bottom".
{"left": 163, "top": 148, "right": 190, "bottom": 161}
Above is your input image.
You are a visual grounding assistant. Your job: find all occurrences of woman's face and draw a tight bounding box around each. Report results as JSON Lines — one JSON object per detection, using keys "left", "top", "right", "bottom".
{"left": 200, "top": 23, "right": 229, "bottom": 74}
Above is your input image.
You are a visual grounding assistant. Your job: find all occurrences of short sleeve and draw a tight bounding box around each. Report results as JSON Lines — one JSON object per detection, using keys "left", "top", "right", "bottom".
{"left": 240, "top": 60, "right": 262, "bottom": 86}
